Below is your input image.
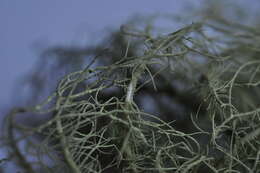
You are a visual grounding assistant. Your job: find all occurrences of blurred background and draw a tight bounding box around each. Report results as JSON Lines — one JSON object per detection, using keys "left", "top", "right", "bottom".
{"left": 0, "top": 0, "right": 198, "bottom": 112}
{"left": 1, "top": 0, "right": 260, "bottom": 172}
{"left": 2, "top": 0, "right": 259, "bottom": 115}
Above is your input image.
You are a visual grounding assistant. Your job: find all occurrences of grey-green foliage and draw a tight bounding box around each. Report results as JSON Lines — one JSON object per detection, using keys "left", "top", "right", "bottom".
{"left": 2, "top": 2, "right": 260, "bottom": 173}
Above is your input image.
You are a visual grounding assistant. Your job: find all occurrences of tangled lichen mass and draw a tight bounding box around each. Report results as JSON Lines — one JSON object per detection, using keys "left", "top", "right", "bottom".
{"left": 3, "top": 6, "right": 260, "bottom": 173}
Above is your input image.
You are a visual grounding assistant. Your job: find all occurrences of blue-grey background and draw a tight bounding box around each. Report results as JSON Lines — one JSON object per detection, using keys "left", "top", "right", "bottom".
{"left": 0, "top": 0, "right": 195, "bottom": 112}
{"left": 2, "top": 0, "right": 259, "bottom": 114}
{"left": 0, "top": 0, "right": 258, "bottom": 171}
